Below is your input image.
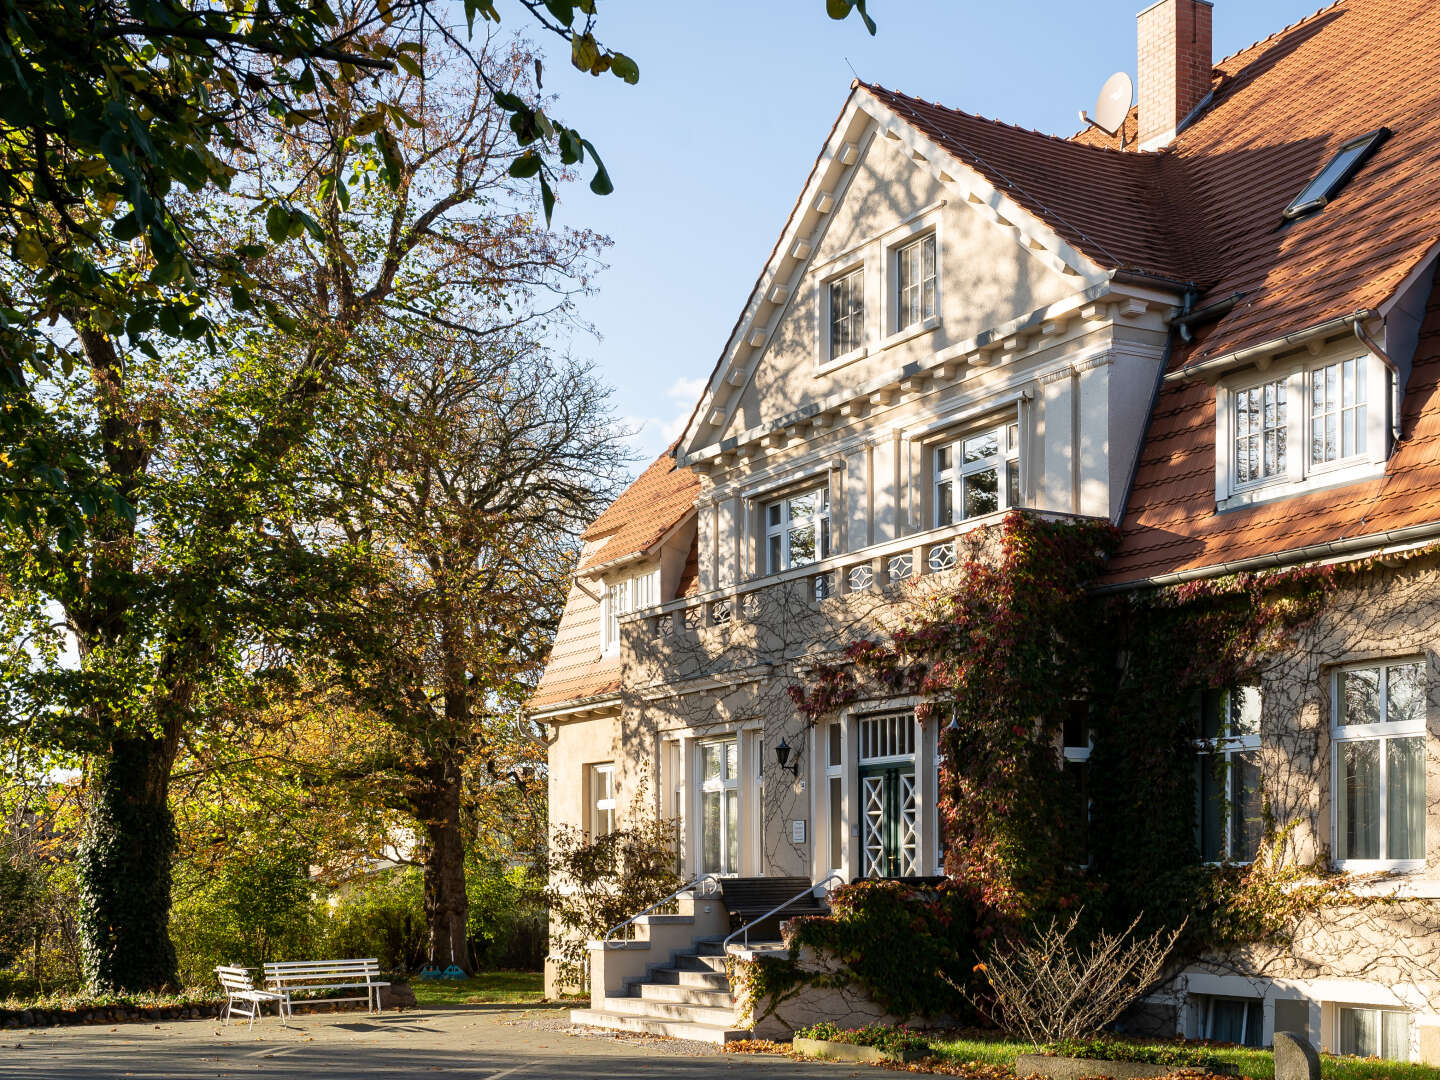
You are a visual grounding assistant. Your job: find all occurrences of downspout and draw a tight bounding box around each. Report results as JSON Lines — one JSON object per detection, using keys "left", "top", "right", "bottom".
{"left": 1353, "top": 319, "right": 1402, "bottom": 447}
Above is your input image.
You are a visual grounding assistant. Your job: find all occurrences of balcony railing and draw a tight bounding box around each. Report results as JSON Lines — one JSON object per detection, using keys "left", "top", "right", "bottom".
{"left": 628, "top": 508, "right": 1084, "bottom": 642}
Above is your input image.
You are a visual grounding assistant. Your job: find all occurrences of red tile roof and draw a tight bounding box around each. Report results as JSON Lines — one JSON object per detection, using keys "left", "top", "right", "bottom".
{"left": 1109, "top": 277, "right": 1440, "bottom": 584}
{"left": 579, "top": 444, "right": 699, "bottom": 573}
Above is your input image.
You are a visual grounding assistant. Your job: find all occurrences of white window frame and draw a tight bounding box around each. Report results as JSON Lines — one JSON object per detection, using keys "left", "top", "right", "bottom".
{"left": 1330, "top": 659, "right": 1427, "bottom": 873}
{"left": 1336, "top": 1004, "right": 1413, "bottom": 1061}
{"left": 825, "top": 721, "right": 845, "bottom": 879}
{"left": 1195, "top": 995, "right": 1265, "bottom": 1048}
{"left": 1194, "top": 686, "right": 1264, "bottom": 865}
{"left": 600, "top": 568, "right": 659, "bottom": 654}
{"left": 764, "top": 485, "right": 831, "bottom": 575}
{"left": 697, "top": 737, "right": 740, "bottom": 877}
{"left": 893, "top": 231, "right": 937, "bottom": 335}
{"left": 932, "top": 418, "right": 1021, "bottom": 527}
{"left": 1216, "top": 353, "right": 1388, "bottom": 508}
{"left": 589, "top": 763, "right": 616, "bottom": 838}
{"left": 822, "top": 263, "right": 867, "bottom": 366}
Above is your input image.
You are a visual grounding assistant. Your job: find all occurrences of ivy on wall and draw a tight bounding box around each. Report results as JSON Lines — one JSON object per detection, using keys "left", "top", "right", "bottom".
{"left": 786, "top": 512, "right": 1352, "bottom": 972}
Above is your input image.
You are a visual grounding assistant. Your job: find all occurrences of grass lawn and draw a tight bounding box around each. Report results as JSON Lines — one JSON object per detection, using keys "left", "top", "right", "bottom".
{"left": 927, "top": 1033, "right": 1440, "bottom": 1080}
{"left": 407, "top": 970, "right": 548, "bottom": 1007}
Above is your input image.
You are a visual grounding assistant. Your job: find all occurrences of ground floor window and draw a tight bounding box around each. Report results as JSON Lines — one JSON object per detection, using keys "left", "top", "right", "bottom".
{"left": 588, "top": 763, "right": 616, "bottom": 838}
{"left": 1197, "top": 995, "right": 1263, "bottom": 1047}
{"left": 699, "top": 737, "right": 739, "bottom": 875}
{"left": 1332, "top": 660, "right": 1426, "bottom": 867}
{"left": 1339, "top": 1006, "right": 1411, "bottom": 1061}
{"left": 1195, "top": 686, "right": 1264, "bottom": 863}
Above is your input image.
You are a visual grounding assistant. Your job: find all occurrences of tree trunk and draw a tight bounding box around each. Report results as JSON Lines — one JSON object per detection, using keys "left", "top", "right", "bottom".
{"left": 76, "top": 734, "right": 179, "bottom": 992}
{"left": 421, "top": 762, "right": 472, "bottom": 974}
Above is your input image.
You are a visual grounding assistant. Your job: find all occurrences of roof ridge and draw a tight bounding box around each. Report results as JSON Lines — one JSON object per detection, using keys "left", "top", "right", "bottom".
{"left": 860, "top": 81, "right": 1160, "bottom": 158}
{"left": 1211, "top": 0, "right": 1346, "bottom": 70}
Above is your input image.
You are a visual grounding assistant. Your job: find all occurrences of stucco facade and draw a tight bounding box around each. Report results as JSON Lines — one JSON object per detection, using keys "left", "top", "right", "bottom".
{"left": 534, "top": 0, "right": 1440, "bottom": 1057}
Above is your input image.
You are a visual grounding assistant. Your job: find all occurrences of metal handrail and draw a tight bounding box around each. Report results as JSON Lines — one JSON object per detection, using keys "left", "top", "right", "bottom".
{"left": 603, "top": 873, "right": 722, "bottom": 949}
{"left": 722, "top": 873, "right": 844, "bottom": 950}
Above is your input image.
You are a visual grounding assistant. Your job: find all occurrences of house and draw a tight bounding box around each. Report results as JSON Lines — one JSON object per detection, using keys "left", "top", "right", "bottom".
{"left": 530, "top": 0, "right": 1440, "bottom": 1059}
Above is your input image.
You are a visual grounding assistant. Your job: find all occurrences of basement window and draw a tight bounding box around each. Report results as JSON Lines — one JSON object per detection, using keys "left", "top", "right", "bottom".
{"left": 1282, "top": 128, "right": 1388, "bottom": 219}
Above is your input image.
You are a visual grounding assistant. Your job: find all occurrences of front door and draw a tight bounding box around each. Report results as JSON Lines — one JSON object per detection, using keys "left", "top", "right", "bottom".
{"left": 859, "top": 764, "right": 919, "bottom": 878}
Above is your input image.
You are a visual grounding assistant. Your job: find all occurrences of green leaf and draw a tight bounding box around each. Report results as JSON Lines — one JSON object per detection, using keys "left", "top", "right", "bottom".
{"left": 508, "top": 152, "right": 541, "bottom": 179}
{"left": 265, "top": 204, "right": 291, "bottom": 243}
{"left": 352, "top": 110, "right": 386, "bottom": 136}
{"left": 544, "top": 0, "right": 576, "bottom": 25}
{"left": 539, "top": 173, "right": 556, "bottom": 226}
{"left": 610, "top": 53, "right": 639, "bottom": 85}
{"left": 581, "top": 139, "right": 613, "bottom": 196}
{"left": 230, "top": 283, "right": 253, "bottom": 312}
{"left": 395, "top": 53, "right": 424, "bottom": 79}
{"left": 112, "top": 212, "right": 141, "bottom": 242}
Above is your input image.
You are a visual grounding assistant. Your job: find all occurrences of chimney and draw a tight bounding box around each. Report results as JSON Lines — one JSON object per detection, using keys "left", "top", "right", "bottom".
{"left": 1137, "top": 0, "right": 1213, "bottom": 149}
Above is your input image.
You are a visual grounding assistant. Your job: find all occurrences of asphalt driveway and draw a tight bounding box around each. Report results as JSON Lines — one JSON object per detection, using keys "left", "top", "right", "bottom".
{"left": 0, "top": 1005, "right": 858, "bottom": 1079}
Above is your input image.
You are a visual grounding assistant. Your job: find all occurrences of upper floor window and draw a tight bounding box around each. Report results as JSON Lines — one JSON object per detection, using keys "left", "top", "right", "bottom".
{"left": 1221, "top": 353, "right": 1383, "bottom": 504}
{"left": 828, "top": 267, "right": 865, "bottom": 360}
{"left": 1332, "top": 659, "right": 1426, "bottom": 869}
{"left": 895, "top": 233, "right": 936, "bottom": 331}
{"left": 765, "top": 487, "right": 830, "bottom": 574}
{"left": 602, "top": 569, "right": 658, "bottom": 653}
{"left": 1195, "top": 686, "right": 1263, "bottom": 863}
{"left": 934, "top": 421, "right": 1020, "bottom": 526}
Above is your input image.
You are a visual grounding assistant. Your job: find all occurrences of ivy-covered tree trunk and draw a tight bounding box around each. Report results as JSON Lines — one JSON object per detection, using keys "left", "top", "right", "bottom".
{"left": 77, "top": 735, "right": 179, "bottom": 992}
{"left": 419, "top": 763, "right": 472, "bottom": 974}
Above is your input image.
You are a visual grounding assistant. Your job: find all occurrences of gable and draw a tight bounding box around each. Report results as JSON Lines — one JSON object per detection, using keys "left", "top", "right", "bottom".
{"left": 715, "top": 127, "right": 1080, "bottom": 443}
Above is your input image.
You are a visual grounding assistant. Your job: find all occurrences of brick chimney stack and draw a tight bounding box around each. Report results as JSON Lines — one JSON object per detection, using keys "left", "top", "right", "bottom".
{"left": 1137, "top": 0, "right": 1213, "bottom": 148}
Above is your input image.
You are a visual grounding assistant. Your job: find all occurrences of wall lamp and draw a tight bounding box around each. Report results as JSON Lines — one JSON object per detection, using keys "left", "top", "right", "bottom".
{"left": 774, "top": 737, "right": 800, "bottom": 777}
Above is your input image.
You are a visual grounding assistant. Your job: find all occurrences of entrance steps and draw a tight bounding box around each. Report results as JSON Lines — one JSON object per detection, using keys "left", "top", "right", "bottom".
{"left": 569, "top": 937, "right": 765, "bottom": 1044}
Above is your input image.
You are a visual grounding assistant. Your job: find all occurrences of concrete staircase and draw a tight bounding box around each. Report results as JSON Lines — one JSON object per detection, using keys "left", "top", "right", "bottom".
{"left": 569, "top": 937, "right": 754, "bottom": 1043}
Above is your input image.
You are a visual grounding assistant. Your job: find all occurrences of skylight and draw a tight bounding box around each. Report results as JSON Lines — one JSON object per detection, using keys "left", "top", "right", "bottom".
{"left": 1282, "top": 128, "right": 1389, "bottom": 219}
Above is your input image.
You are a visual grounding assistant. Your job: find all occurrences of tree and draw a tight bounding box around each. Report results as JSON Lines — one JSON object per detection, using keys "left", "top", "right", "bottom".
{"left": 281, "top": 330, "right": 622, "bottom": 972}
{"left": 0, "top": 20, "right": 594, "bottom": 991}
{"left": 1, "top": 0, "right": 878, "bottom": 540}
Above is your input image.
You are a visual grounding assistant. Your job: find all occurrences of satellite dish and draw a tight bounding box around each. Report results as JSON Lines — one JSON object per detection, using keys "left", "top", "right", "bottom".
{"left": 1082, "top": 71, "right": 1134, "bottom": 137}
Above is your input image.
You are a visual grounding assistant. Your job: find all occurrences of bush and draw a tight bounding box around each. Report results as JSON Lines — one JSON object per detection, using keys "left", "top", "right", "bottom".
{"left": 785, "top": 879, "right": 987, "bottom": 1021}
{"left": 467, "top": 862, "right": 545, "bottom": 971}
{"left": 170, "top": 844, "right": 322, "bottom": 986}
{"left": 982, "top": 909, "right": 1184, "bottom": 1045}
{"left": 796, "top": 1021, "right": 931, "bottom": 1054}
{"left": 1046, "top": 1038, "right": 1227, "bottom": 1070}
{"left": 546, "top": 803, "right": 680, "bottom": 992}
{"left": 324, "top": 867, "right": 428, "bottom": 973}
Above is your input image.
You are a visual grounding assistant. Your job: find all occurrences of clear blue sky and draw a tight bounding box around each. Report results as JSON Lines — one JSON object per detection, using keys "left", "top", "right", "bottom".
{"left": 538, "top": 0, "right": 1322, "bottom": 466}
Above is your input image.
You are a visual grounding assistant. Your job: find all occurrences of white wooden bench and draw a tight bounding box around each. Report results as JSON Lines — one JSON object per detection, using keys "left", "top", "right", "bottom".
{"left": 263, "top": 958, "right": 389, "bottom": 1016}
{"left": 215, "top": 965, "right": 289, "bottom": 1029}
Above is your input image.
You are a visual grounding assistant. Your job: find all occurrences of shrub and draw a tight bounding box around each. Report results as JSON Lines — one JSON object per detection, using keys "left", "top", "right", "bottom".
{"left": 468, "top": 862, "right": 545, "bottom": 971}
{"left": 324, "top": 867, "right": 428, "bottom": 973}
{"left": 1045, "top": 1038, "right": 1228, "bottom": 1070}
{"left": 170, "top": 844, "right": 322, "bottom": 986}
{"left": 982, "top": 909, "right": 1184, "bottom": 1045}
{"left": 796, "top": 1021, "right": 931, "bottom": 1054}
{"left": 785, "top": 879, "right": 987, "bottom": 1021}
{"left": 545, "top": 787, "right": 680, "bottom": 992}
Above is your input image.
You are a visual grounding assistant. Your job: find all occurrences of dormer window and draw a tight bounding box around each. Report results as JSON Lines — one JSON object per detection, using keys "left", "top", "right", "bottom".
{"left": 1216, "top": 351, "right": 1386, "bottom": 508}
{"left": 1282, "top": 128, "right": 1388, "bottom": 219}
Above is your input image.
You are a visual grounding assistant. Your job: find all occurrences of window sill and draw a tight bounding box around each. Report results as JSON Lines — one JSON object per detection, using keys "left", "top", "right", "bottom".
{"left": 815, "top": 344, "right": 869, "bottom": 376}
{"left": 1216, "top": 459, "right": 1385, "bottom": 511}
{"left": 881, "top": 316, "right": 941, "bottom": 351}
{"left": 1331, "top": 859, "right": 1426, "bottom": 878}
